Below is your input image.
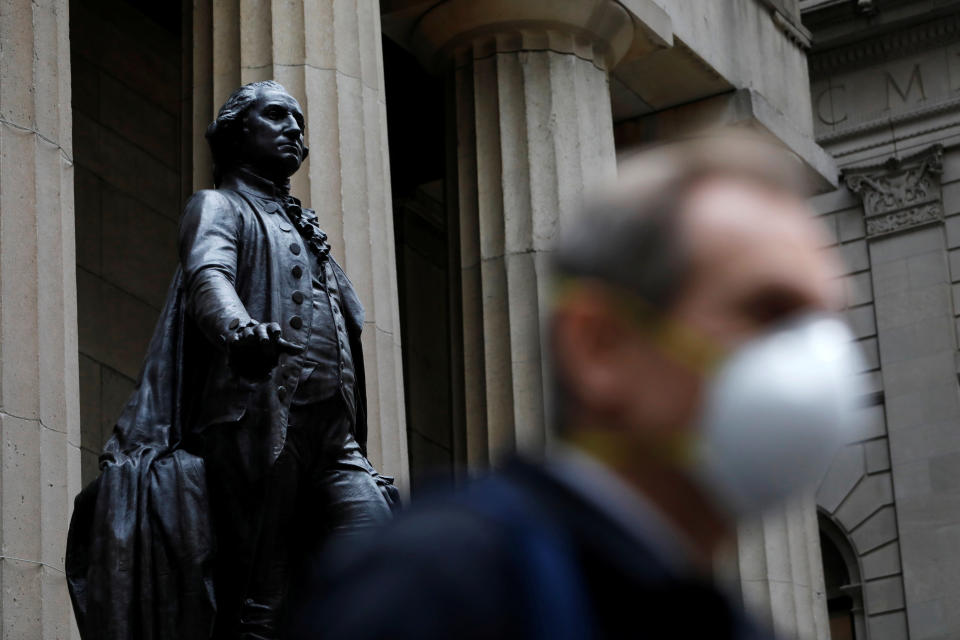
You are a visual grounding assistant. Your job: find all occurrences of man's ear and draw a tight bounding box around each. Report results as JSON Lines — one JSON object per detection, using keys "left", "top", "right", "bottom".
{"left": 552, "top": 291, "right": 631, "bottom": 417}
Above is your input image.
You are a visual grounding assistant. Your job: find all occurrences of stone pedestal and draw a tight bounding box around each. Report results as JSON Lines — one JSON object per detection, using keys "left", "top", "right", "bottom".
{"left": 0, "top": 0, "right": 82, "bottom": 636}
{"left": 193, "top": 0, "right": 408, "bottom": 487}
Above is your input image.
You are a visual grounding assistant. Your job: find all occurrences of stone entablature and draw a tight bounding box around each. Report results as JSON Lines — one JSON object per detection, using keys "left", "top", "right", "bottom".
{"left": 406, "top": 0, "right": 641, "bottom": 72}
{"left": 844, "top": 144, "right": 944, "bottom": 238}
{"left": 809, "top": 12, "right": 960, "bottom": 78}
{"left": 809, "top": 13, "right": 960, "bottom": 142}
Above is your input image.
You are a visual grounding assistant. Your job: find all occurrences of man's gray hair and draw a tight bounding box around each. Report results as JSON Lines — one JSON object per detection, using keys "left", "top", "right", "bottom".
{"left": 552, "top": 130, "right": 806, "bottom": 308}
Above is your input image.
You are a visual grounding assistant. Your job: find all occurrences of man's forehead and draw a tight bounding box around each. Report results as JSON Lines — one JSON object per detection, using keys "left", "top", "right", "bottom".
{"left": 683, "top": 177, "right": 814, "bottom": 247}
{"left": 680, "top": 177, "right": 843, "bottom": 309}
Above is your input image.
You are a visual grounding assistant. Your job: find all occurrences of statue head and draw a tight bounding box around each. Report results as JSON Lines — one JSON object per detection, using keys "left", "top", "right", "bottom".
{"left": 205, "top": 80, "right": 309, "bottom": 187}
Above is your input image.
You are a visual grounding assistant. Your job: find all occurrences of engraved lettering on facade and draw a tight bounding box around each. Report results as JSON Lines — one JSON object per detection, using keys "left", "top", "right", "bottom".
{"left": 885, "top": 64, "right": 927, "bottom": 110}
{"left": 816, "top": 84, "right": 848, "bottom": 125}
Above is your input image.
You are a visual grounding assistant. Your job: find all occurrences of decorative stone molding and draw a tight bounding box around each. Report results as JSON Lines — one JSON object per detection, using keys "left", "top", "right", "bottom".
{"left": 809, "top": 14, "right": 960, "bottom": 78}
{"left": 406, "top": 0, "right": 646, "bottom": 72}
{"left": 844, "top": 144, "right": 944, "bottom": 238}
{"left": 766, "top": 3, "right": 812, "bottom": 50}
{"left": 817, "top": 96, "right": 960, "bottom": 147}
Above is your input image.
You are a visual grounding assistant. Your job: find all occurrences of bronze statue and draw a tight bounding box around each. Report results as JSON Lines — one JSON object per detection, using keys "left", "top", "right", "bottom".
{"left": 66, "top": 81, "right": 398, "bottom": 640}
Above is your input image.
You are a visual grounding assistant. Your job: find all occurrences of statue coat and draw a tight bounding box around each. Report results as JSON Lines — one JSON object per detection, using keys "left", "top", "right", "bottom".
{"left": 66, "top": 186, "right": 370, "bottom": 639}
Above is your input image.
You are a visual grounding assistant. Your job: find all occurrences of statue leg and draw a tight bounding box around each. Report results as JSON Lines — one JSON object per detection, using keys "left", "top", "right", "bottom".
{"left": 203, "top": 416, "right": 304, "bottom": 640}
{"left": 314, "top": 434, "right": 393, "bottom": 537}
{"left": 246, "top": 452, "right": 314, "bottom": 639}
{"left": 202, "top": 421, "right": 266, "bottom": 640}
{"left": 233, "top": 397, "right": 393, "bottom": 638}
{"left": 285, "top": 396, "right": 394, "bottom": 536}
{"left": 285, "top": 397, "right": 393, "bottom": 535}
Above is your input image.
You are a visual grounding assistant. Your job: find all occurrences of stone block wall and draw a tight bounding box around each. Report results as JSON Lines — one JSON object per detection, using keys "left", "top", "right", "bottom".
{"left": 70, "top": 0, "right": 182, "bottom": 485}
{"left": 813, "top": 189, "right": 910, "bottom": 640}
{"left": 945, "top": 176, "right": 960, "bottom": 338}
{"left": 810, "top": 139, "right": 960, "bottom": 640}
{"left": 802, "top": 6, "right": 960, "bottom": 634}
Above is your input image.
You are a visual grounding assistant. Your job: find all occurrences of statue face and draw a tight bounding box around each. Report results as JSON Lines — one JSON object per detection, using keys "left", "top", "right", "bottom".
{"left": 238, "top": 86, "right": 306, "bottom": 180}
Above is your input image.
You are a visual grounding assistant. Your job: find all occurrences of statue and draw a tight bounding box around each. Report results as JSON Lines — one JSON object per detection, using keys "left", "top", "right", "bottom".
{"left": 66, "top": 81, "right": 398, "bottom": 640}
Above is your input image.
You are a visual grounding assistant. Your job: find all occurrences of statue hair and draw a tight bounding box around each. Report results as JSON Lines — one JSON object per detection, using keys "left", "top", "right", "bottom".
{"left": 205, "top": 80, "right": 287, "bottom": 187}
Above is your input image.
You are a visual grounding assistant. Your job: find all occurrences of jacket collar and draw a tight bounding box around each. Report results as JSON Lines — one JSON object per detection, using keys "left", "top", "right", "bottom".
{"left": 221, "top": 167, "right": 292, "bottom": 201}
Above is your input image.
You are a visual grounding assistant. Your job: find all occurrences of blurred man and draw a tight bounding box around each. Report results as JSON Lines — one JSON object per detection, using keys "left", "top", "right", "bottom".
{"left": 288, "top": 132, "right": 864, "bottom": 639}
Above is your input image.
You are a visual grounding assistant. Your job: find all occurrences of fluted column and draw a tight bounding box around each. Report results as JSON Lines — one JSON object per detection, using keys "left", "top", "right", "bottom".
{"left": 193, "top": 0, "right": 408, "bottom": 487}
{"left": 0, "top": 0, "right": 82, "bottom": 637}
{"left": 737, "top": 495, "right": 830, "bottom": 640}
{"left": 414, "top": 0, "right": 632, "bottom": 463}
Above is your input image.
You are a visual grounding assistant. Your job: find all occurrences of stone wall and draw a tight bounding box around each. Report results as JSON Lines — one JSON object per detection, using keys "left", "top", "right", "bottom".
{"left": 813, "top": 186, "right": 909, "bottom": 640}
{"left": 806, "top": 6, "right": 960, "bottom": 638}
{"left": 814, "top": 143, "right": 960, "bottom": 640}
{"left": 70, "top": 0, "right": 182, "bottom": 485}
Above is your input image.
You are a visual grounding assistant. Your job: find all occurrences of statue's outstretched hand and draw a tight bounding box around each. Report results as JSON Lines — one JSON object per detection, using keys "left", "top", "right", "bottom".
{"left": 227, "top": 320, "right": 304, "bottom": 379}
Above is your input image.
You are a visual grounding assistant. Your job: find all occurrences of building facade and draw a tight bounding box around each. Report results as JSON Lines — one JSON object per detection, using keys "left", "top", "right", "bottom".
{"left": 805, "top": 2, "right": 960, "bottom": 639}
{"left": 0, "top": 0, "right": 957, "bottom": 637}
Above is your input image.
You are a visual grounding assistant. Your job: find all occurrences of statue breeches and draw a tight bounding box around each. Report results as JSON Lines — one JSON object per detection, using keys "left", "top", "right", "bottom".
{"left": 202, "top": 395, "right": 391, "bottom": 640}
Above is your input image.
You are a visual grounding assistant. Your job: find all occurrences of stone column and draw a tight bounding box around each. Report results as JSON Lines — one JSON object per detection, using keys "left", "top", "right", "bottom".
{"left": 735, "top": 495, "right": 830, "bottom": 640}
{"left": 0, "top": 0, "right": 82, "bottom": 637}
{"left": 193, "top": 0, "right": 408, "bottom": 487}
{"left": 410, "top": 0, "right": 636, "bottom": 463}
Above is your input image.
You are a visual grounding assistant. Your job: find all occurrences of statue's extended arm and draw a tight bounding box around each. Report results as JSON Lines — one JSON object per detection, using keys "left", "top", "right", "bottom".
{"left": 179, "top": 190, "right": 301, "bottom": 378}
{"left": 180, "top": 190, "right": 252, "bottom": 346}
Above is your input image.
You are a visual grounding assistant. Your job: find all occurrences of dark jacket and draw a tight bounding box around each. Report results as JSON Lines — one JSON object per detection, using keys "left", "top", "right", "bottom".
{"left": 66, "top": 174, "right": 370, "bottom": 639}
{"left": 289, "top": 459, "right": 774, "bottom": 640}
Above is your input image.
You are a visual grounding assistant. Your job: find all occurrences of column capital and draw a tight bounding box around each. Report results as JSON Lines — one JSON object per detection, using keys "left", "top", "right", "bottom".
{"left": 843, "top": 144, "right": 944, "bottom": 238}
{"left": 383, "top": 0, "right": 671, "bottom": 72}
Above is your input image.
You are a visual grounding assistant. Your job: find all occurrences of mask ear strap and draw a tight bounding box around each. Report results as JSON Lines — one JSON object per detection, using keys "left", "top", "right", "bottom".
{"left": 552, "top": 275, "right": 726, "bottom": 375}
{"left": 565, "top": 426, "right": 700, "bottom": 470}
{"left": 646, "top": 314, "right": 726, "bottom": 374}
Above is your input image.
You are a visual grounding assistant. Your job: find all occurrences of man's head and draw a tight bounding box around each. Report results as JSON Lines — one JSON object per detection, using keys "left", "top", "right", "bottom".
{"left": 206, "top": 81, "right": 309, "bottom": 186}
{"left": 550, "top": 131, "right": 844, "bottom": 486}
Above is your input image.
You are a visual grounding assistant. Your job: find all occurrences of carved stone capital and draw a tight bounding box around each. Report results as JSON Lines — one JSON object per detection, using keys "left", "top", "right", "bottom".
{"left": 843, "top": 144, "right": 944, "bottom": 238}
{"left": 385, "top": 0, "right": 669, "bottom": 72}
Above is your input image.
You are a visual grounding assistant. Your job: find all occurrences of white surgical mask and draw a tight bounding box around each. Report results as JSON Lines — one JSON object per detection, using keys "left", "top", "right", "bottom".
{"left": 690, "top": 313, "right": 865, "bottom": 518}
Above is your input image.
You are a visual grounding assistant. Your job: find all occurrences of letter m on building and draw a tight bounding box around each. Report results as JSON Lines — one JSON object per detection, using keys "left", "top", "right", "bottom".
{"left": 885, "top": 64, "right": 926, "bottom": 110}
